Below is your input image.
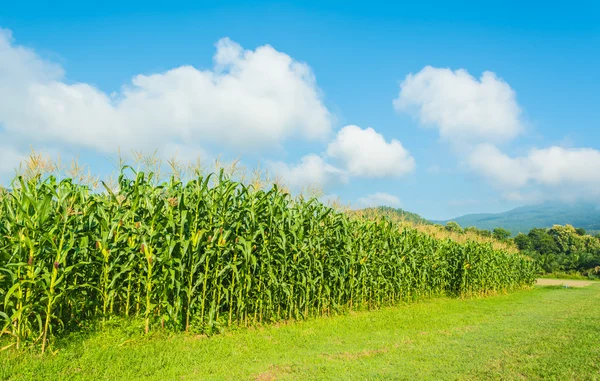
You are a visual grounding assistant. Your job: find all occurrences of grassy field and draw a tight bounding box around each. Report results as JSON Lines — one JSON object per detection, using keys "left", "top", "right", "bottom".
{"left": 1, "top": 282, "right": 599, "bottom": 380}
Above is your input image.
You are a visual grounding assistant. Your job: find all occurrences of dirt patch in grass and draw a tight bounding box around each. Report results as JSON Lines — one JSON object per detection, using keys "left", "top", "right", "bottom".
{"left": 536, "top": 278, "right": 594, "bottom": 287}
{"left": 252, "top": 365, "right": 292, "bottom": 381}
{"left": 323, "top": 347, "right": 388, "bottom": 361}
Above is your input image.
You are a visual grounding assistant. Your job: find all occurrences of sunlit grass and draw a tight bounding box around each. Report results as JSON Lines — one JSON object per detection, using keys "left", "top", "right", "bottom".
{"left": 1, "top": 284, "right": 598, "bottom": 380}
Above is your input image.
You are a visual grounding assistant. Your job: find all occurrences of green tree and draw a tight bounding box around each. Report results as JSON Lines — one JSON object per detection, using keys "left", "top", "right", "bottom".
{"left": 531, "top": 251, "right": 560, "bottom": 273}
{"left": 478, "top": 229, "right": 492, "bottom": 238}
{"left": 464, "top": 226, "right": 478, "bottom": 234}
{"left": 492, "top": 228, "right": 511, "bottom": 241}
{"left": 464, "top": 226, "right": 492, "bottom": 238}
{"left": 548, "top": 225, "right": 584, "bottom": 255}
{"left": 445, "top": 221, "right": 463, "bottom": 233}
{"left": 528, "top": 228, "right": 559, "bottom": 255}
{"left": 514, "top": 233, "right": 531, "bottom": 251}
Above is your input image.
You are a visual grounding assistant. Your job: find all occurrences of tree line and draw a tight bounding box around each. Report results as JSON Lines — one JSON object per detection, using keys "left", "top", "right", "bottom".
{"left": 440, "top": 221, "right": 600, "bottom": 278}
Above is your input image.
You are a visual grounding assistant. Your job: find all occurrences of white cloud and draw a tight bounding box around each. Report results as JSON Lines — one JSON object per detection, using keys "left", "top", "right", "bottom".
{"left": 357, "top": 192, "right": 402, "bottom": 208}
{"left": 467, "top": 144, "right": 530, "bottom": 188}
{"left": 394, "top": 66, "right": 523, "bottom": 145}
{"left": 270, "top": 125, "right": 415, "bottom": 191}
{"left": 526, "top": 147, "right": 600, "bottom": 187}
{"left": 0, "top": 28, "right": 332, "bottom": 156}
{"left": 468, "top": 144, "right": 600, "bottom": 200}
{"left": 394, "top": 66, "right": 600, "bottom": 204}
{"left": 161, "top": 143, "right": 211, "bottom": 166}
{"left": 502, "top": 190, "right": 544, "bottom": 203}
{"left": 269, "top": 154, "right": 345, "bottom": 191}
{"left": 326, "top": 125, "right": 415, "bottom": 177}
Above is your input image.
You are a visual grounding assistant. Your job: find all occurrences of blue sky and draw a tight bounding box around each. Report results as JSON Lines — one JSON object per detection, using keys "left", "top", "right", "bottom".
{"left": 0, "top": 1, "right": 598, "bottom": 220}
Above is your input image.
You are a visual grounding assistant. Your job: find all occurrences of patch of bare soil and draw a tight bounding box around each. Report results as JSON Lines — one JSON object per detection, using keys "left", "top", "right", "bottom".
{"left": 322, "top": 348, "right": 388, "bottom": 361}
{"left": 536, "top": 278, "right": 594, "bottom": 287}
{"left": 252, "top": 365, "right": 292, "bottom": 381}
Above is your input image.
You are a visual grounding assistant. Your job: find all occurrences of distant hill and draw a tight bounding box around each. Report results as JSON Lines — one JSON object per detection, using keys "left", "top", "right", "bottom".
{"left": 362, "top": 206, "right": 430, "bottom": 225}
{"left": 434, "top": 202, "right": 600, "bottom": 235}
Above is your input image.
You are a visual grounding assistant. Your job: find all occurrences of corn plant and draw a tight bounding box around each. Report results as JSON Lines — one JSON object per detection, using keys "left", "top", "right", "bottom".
{"left": 0, "top": 167, "right": 537, "bottom": 353}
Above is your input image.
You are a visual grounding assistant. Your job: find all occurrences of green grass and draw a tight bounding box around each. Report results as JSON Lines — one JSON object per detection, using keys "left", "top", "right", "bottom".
{"left": 2, "top": 284, "right": 599, "bottom": 381}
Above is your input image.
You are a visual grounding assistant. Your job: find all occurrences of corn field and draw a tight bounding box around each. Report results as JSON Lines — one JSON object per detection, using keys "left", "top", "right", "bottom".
{"left": 0, "top": 167, "right": 536, "bottom": 353}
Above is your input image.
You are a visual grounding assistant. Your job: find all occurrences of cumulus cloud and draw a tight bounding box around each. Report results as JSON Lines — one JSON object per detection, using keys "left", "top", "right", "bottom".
{"left": 394, "top": 66, "right": 523, "bottom": 145}
{"left": 467, "top": 144, "right": 530, "bottom": 188}
{"left": 502, "top": 190, "right": 545, "bottom": 203}
{"left": 326, "top": 125, "right": 415, "bottom": 177}
{"left": 269, "top": 154, "right": 345, "bottom": 191}
{"left": 468, "top": 144, "right": 600, "bottom": 199}
{"left": 0, "top": 28, "right": 332, "bottom": 156}
{"left": 393, "top": 66, "right": 600, "bottom": 203}
{"left": 270, "top": 125, "right": 415, "bottom": 191}
{"left": 357, "top": 192, "right": 402, "bottom": 208}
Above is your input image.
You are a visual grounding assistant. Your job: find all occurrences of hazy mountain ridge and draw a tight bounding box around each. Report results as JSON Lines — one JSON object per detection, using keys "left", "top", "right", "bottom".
{"left": 433, "top": 202, "right": 600, "bottom": 234}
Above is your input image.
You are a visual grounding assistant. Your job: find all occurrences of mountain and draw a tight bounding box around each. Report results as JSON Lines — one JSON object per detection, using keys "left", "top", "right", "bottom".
{"left": 434, "top": 202, "right": 600, "bottom": 235}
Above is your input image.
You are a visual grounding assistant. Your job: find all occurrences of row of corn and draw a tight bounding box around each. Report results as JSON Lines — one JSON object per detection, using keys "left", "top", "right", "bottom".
{"left": 0, "top": 168, "right": 536, "bottom": 352}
